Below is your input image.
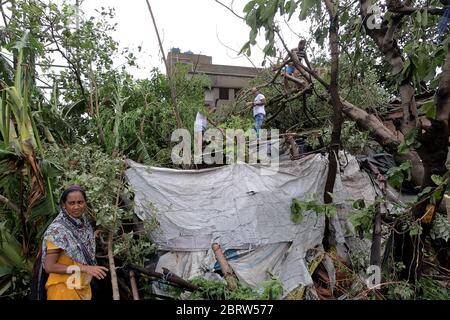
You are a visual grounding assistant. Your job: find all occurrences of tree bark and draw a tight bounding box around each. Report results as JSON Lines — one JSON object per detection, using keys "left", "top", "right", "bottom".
{"left": 322, "top": 0, "right": 344, "bottom": 253}
{"left": 341, "top": 100, "right": 424, "bottom": 186}
{"left": 359, "top": 0, "right": 418, "bottom": 133}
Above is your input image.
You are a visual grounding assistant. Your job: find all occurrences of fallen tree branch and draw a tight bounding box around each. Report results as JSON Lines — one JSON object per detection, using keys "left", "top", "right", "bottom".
{"left": 128, "top": 263, "right": 199, "bottom": 292}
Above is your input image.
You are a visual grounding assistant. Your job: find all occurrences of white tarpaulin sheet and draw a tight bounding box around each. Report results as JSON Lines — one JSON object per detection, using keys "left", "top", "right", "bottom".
{"left": 125, "top": 152, "right": 377, "bottom": 296}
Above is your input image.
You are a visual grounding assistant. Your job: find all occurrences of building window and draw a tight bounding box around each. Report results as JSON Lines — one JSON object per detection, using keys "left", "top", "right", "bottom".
{"left": 219, "top": 88, "right": 229, "bottom": 100}
{"left": 234, "top": 88, "right": 241, "bottom": 98}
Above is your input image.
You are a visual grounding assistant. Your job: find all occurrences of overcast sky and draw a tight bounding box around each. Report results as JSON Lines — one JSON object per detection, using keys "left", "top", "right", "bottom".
{"left": 80, "top": 0, "right": 307, "bottom": 78}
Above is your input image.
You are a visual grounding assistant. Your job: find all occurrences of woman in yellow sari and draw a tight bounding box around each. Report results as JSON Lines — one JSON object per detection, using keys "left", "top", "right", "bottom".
{"left": 37, "top": 185, "right": 108, "bottom": 300}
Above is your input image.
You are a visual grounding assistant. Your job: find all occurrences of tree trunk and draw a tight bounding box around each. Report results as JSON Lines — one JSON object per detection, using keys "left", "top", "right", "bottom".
{"left": 322, "top": 0, "right": 344, "bottom": 252}
{"left": 341, "top": 100, "right": 425, "bottom": 186}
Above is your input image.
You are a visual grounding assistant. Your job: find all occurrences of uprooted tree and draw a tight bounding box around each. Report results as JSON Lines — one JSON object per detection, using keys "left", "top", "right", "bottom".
{"left": 238, "top": 0, "right": 450, "bottom": 281}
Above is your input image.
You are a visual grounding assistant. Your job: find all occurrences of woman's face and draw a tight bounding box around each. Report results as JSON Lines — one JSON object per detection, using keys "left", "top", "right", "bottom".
{"left": 63, "top": 191, "right": 86, "bottom": 219}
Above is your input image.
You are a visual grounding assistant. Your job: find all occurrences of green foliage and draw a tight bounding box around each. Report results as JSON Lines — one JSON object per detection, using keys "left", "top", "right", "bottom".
{"left": 388, "top": 281, "right": 416, "bottom": 300}
{"left": 260, "top": 275, "right": 284, "bottom": 300}
{"left": 397, "top": 129, "right": 421, "bottom": 155}
{"left": 409, "top": 221, "right": 423, "bottom": 237}
{"left": 417, "top": 277, "right": 450, "bottom": 300}
{"left": 290, "top": 196, "right": 336, "bottom": 224}
{"left": 430, "top": 213, "right": 450, "bottom": 242}
{"left": 242, "top": 0, "right": 323, "bottom": 58}
{"left": 386, "top": 161, "right": 412, "bottom": 189}
{"left": 44, "top": 143, "right": 127, "bottom": 231}
{"left": 188, "top": 275, "right": 283, "bottom": 300}
{"left": 96, "top": 65, "right": 209, "bottom": 166}
{"left": 402, "top": 42, "right": 448, "bottom": 92}
{"left": 0, "top": 221, "right": 33, "bottom": 298}
{"left": 348, "top": 199, "right": 375, "bottom": 238}
{"left": 421, "top": 100, "right": 437, "bottom": 119}
{"left": 386, "top": 277, "right": 450, "bottom": 300}
{"left": 431, "top": 174, "right": 444, "bottom": 186}
{"left": 113, "top": 231, "right": 157, "bottom": 266}
{"left": 340, "top": 121, "right": 371, "bottom": 154}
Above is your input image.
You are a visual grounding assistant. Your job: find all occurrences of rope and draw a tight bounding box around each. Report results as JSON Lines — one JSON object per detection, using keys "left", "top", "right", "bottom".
{"left": 162, "top": 271, "right": 173, "bottom": 281}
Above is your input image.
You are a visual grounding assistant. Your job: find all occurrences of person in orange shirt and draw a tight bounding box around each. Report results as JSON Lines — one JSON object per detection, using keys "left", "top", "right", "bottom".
{"left": 34, "top": 185, "right": 108, "bottom": 300}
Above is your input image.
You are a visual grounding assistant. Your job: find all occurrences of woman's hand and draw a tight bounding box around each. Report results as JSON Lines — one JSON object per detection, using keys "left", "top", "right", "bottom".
{"left": 80, "top": 265, "right": 109, "bottom": 280}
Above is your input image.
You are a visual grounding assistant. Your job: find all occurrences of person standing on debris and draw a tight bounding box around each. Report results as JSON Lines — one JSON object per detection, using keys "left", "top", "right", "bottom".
{"left": 246, "top": 87, "right": 266, "bottom": 139}
{"left": 34, "top": 185, "right": 108, "bottom": 300}
{"left": 194, "top": 101, "right": 223, "bottom": 163}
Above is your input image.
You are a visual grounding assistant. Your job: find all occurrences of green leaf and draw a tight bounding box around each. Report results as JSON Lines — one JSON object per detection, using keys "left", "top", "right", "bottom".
{"left": 415, "top": 11, "right": 422, "bottom": 25}
{"left": 243, "top": 0, "right": 257, "bottom": 13}
{"left": 11, "top": 31, "right": 30, "bottom": 51}
{"left": 290, "top": 198, "right": 304, "bottom": 223}
{"left": 409, "top": 224, "right": 422, "bottom": 236}
{"left": 0, "top": 266, "right": 13, "bottom": 278}
{"left": 431, "top": 174, "right": 444, "bottom": 186}
{"left": 418, "top": 186, "right": 433, "bottom": 198}
{"left": 398, "top": 129, "right": 420, "bottom": 154}
{"left": 261, "top": 0, "right": 279, "bottom": 22}
{"left": 422, "top": 100, "right": 436, "bottom": 119}
{"left": 285, "top": 0, "right": 297, "bottom": 20}
{"left": 431, "top": 189, "right": 443, "bottom": 204}
{"left": 299, "top": 0, "right": 316, "bottom": 20}
{"left": 422, "top": 9, "right": 428, "bottom": 27}
{"left": 341, "top": 10, "right": 350, "bottom": 26}
{"left": 0, "top": 278, "right": 12, "bottom": 296}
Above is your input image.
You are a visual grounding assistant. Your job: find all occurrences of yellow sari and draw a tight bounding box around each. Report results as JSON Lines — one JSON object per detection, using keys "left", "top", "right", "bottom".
{"left": 45, "top": 241, "right": 92, "bottom": 300}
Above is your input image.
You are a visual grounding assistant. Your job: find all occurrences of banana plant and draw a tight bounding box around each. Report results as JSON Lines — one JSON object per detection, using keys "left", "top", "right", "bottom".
{"left": 0, "top": 32, "right": 52, "bottom": 258}
{"left": 0, "top": 221, "right": 33, "bottom": 297}
{"left": 1, "top": 31, "right": 45, "bottom": 212}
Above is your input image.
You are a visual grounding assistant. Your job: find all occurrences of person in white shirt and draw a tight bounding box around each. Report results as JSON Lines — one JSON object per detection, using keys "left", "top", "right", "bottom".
{"left": 194, "top": 109, "right": 208, "bottom": 134}
{"left": 246, "top": 87, "right": 266, "bottom": 139}
{"left": 194, "top": 101, "right": 223, "bottom": 164}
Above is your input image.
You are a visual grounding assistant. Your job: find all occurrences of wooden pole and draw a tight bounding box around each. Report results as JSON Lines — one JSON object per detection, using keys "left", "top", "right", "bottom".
{"left": 129, "top": 270, "right": 140, "bottom": 300}
{"left": 212, "top": 243, "right": 237, "bottom": 291}
{"left": 107, "top": 231, "right": 120, "bottom": 300}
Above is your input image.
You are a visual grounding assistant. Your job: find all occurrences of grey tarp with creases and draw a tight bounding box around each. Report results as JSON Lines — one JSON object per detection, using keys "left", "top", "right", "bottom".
{"left": 124, "top": 153, "right": 377, "bottom": 296}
